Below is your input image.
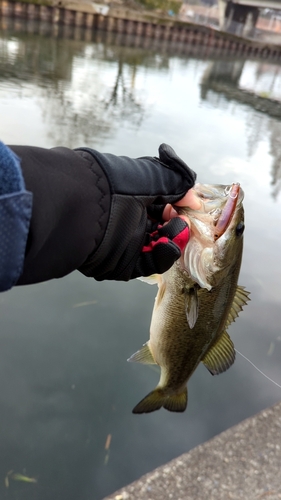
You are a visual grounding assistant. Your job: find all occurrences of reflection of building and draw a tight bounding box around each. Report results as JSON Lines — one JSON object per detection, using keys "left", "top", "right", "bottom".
{"left": 201, "top": 59, "right": 281, "bottom": 118}
{"left": 201, "top": 58, "right": 281, "bottom": 198}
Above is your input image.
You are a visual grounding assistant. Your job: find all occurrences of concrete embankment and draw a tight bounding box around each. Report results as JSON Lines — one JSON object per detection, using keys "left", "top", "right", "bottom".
{"left": 104, "top": 401, "right": 281, "bottom": 500}
{"left": 1, "top": 0, "right": 281, "bottom": 59}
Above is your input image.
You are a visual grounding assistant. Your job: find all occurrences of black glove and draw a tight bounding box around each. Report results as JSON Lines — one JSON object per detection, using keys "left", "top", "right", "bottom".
{"left": 77, "top": 143, "right": 196, "bottom": 281}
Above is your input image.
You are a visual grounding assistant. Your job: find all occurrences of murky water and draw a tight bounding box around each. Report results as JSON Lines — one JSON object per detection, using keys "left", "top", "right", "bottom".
{"left": 0, "top": 19, "right": 281, "bottom": 500}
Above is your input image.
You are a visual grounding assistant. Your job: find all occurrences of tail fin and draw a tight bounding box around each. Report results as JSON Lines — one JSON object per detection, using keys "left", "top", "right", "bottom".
{"left": 132, "top": 387, "right": 187, "bottom": 414}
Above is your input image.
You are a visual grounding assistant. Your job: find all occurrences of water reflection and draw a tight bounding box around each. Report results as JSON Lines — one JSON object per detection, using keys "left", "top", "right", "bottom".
{"left": 0, "top": 20, "right": 281, "bottom": 500}
{"left": 201, "top": 58, "right": 281, "bottom": 198}
{"left": 0, "top": 20, "right": 170, "bottom": 146}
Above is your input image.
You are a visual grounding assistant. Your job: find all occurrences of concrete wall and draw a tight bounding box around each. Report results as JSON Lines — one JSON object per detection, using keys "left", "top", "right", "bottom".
{"left": 1, "top": 0, "right": 281, "bottom": 59}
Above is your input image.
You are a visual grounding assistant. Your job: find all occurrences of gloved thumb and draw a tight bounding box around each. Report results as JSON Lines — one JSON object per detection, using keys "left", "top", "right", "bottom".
{"left": 158, "top": 144, "right": 196, "bottom": 190}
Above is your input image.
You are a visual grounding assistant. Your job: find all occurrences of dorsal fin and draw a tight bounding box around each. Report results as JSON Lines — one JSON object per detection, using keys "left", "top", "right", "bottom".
{"left": 201, "top": 330, "right": 235, "bottom": 375}
{"left": 225, "top": 285, "right": 250, "bottom": 329}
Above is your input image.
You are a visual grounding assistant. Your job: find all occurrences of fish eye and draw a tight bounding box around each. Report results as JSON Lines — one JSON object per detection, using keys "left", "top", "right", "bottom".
{"left": 236, "top": 221, "right": 245, "bottom": 236}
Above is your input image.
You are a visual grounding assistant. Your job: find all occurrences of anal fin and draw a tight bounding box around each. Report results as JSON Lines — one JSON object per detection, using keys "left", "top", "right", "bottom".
{"left": 202, "top": 330, "right": 235, "bottom": 375}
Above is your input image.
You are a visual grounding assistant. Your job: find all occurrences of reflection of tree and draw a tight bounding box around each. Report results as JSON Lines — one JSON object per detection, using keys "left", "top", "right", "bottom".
{"left": 103, "top": 58, "right": 144, "bottom": 127}
{"left": 40, "top": 83, "right": 115, "bottom": 147}
{"left": 0, "top": 22, "right": 171, "bottom": 147}
{"left": 40, "top": 45, "right": 149, "bottom": 145}
{"left": 268, "top": 121, "right": 281, "bottom": 200}
{"left": 244, "top": 112, "right": 281, "bottom": 198}
{"left": 245, "top": 112, "right": 265, "bottom": 158}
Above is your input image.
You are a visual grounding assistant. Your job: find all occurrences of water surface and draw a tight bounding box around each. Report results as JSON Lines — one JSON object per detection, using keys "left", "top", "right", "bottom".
{"left": 0, "top": 20, "right": 281, "bottom": 500}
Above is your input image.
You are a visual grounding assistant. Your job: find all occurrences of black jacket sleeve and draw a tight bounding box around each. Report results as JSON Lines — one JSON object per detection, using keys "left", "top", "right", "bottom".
{"left": 10, "top": 146, "right": 111, "bottom": 285}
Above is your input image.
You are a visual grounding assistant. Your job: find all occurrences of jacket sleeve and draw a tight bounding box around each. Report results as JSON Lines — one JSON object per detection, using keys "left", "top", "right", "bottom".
{"left": 0, "top": 142, "right": 33, "bottom": 292}
{"left": 9, "top": 146, "right": 111, "bottom": 286}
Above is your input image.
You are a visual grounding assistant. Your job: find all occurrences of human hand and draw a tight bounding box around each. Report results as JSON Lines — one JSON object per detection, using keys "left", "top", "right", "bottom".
{"left": 77, "top": 144, "right": 197, "bottom": 281}
{"left": 140, "top": 189, "right": 201, "bottom": 277}
{"left": 162, "top": 189, "right": 201, "bottom": 225}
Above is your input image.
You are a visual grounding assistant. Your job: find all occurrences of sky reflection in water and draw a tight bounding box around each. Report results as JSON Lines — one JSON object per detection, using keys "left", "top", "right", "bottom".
{"left": 0, "top": 22, "right": 281, "bottom": 500}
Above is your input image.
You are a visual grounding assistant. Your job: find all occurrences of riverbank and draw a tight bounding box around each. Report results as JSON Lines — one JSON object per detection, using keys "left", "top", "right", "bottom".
{"left": 1, "top": 0, "right": 281, "bottom": 59}
{"left": 104, "top": 401, "right": 281, "bottom": 500}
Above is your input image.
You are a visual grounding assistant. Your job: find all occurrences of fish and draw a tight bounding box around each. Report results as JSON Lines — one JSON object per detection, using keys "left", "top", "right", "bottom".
{"left": 128, "top": 183, "right": 250, "bottom": 414}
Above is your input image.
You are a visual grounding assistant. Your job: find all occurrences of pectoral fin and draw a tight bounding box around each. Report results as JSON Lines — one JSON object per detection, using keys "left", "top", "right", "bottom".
{"left": 202, "top": 331, "right": 235, "bottom": 375}
{"left": 127, "top": 342, "right": 156, "bottom": 364}
{"left": 225, "top": 285, "right": 250, "bottom": 329}
{"left": 185, "top": 287, "right": 198, "bottom": 329}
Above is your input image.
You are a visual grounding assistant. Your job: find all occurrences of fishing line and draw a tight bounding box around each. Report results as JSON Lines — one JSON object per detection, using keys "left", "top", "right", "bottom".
{"left": 235, "top": 349, "right": 281, "bottom": 390}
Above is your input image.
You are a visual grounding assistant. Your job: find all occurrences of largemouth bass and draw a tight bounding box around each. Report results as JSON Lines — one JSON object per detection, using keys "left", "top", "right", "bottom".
{"left": 129, "top": 183, "right": 250, "bottom": 414}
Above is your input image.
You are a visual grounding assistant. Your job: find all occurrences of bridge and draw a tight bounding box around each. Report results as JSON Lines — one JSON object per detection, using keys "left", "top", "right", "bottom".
{"left": 235, "top": 0, "right": 281, "bottom": 7}
{"left": 218, "top": 0, "right": 281, "bottom": 36}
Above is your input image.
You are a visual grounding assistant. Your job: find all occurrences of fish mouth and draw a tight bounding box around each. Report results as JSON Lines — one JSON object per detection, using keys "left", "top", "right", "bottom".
{"left": 214, "top": 183, "right": 240, "bottom": 241}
